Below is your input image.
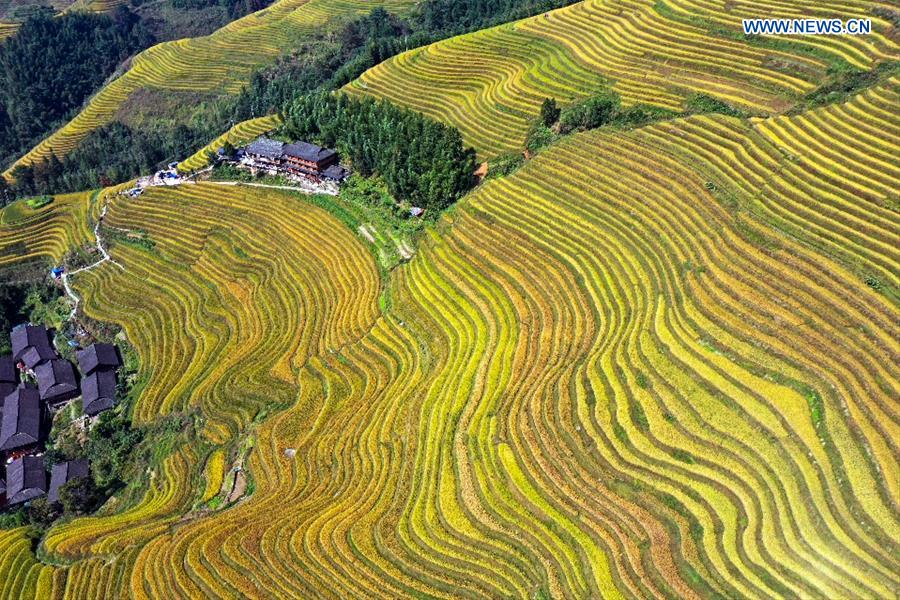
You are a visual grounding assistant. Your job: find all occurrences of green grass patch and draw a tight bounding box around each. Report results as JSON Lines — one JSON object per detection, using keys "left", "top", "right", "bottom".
{"left": 485, "top": 152, "right": 524, "bottom": 180}
{"left": 671, "top": 448, "right": 696, "bottom": 464}
{"left": 684, "top": 93, "right": 746, "bottom": 118}
{"left": 788, "top": 60, "right": 900, "bottom": 115}
{"left": 25, "top": 195, "right": 53, "bottom": 209}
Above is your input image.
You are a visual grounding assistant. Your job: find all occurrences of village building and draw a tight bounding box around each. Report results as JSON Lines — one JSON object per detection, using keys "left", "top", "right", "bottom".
{"left": 0, "top": 355, "right": 17, "bottom": 400}
{"left": 4, "top": 456, "right": 47, "bottom": 505}
{"left": 35, "top": 359, "right": 79, "bottom": 404}
{"left": 11, "top": 324, "right": 56, "bottom": 370}
{"left": 244, "top": 137, "right": 285, "bottom": 169}
{"left": 242, "top": 137, "right": 349, "bottom": 183}
{"left": 281, "top": 142, "right": 338, "bottom": 176}
{"left": 0, "top": 475, "right": 5, "bottom": 502}
{"left": 322, "top": 164, "right": 350, "bottom": 182}
{"left": 48, "top": 459, "right": 90, "bottom": 504}
{"left": 0, "top": 384, "right": 42, "bottom": 453}
{"left": 82, "top": 369, "right": 117, "bottom": 416}
{"left": 77, "top": 343, "right": 122, "bottom": 377}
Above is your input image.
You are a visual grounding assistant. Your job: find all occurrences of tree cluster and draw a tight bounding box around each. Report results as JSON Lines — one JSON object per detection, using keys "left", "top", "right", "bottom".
{"left": 0, "top": 10, "right": 154, "bottom": 169}
{"left": 284, "top": 93, "right": 477, "bottom": 212}
{"left": 7, "top": 122, "right": 207, "bottom": 198}
{"left": 557, "top": 92, "right": 621, "bottom": 133}
{"left": 526, "top": 92, "right": 622, "bottom": 153}
{"left": 168, "top": 0, "right": 271, "bottom": 22}
{"left": 416, "top": 0, "right": 580, "bottom": 36}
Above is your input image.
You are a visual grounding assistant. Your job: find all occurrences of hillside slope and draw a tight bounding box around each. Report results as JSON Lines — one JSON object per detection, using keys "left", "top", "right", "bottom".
{"left": 345, "top": 0, "right": 897, "bottom": 156}
{"left": 2, "top": 0, "right": 418, "bottom": 177}
{"left": 0, "top": 75, "right": 896, "bottom": 596}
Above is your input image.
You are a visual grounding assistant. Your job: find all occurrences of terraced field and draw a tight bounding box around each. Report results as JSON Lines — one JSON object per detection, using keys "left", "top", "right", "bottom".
{"left": 1, "top": 70, "right": 897, "bottom": 596}
{"left": 0, "top": 190, "right": 96, "bottom": 272}
{"left": 346, "top": 0, "right": 898, "bottom": 156}
{"left": 3, "top": 0, "right": 418, "bottom": 176}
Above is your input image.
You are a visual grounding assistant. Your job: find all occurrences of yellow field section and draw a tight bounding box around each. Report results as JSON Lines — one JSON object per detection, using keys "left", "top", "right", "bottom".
{"left": 7, "top": 100, "right": 892, "bottom": 597}
{"left": 0, "top": 21, "right": 18, "bottom": 41}
{"left": 4, "top": 0, "right": 418, "bottom": 176}
{"left": 73, "top": 183, "right": 381, "bottom": 434}
{"left": 0, "top": 529, "right": 58, "bottom": 599}
{"left": 638, "top": 78, "right": 899, "bottom": 299}
{"left": 0, "top": 182, "right": 382, "bottom": 596}
{"left": 0, "top": 190, "right": 95, "bottom": 269}
{"left": 660, "top": 0, "right": 897, "bottom": 70}
{"left": 749, "top": 78, "right": 899, "bottom": 284}
{"left": 346, "top": 0, "right": 898, "bottom": 157}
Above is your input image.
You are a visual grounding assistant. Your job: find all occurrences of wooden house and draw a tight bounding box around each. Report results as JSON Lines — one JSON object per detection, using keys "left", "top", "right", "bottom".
{"left": 5, "top": 456, "right": 47, "bottom": 505}
{"left": 11, "top": 324, "right": 56, "bottom": 370}
{"left": 82, "top": 369, "right": 117, "bottom": 416}
{"left": 77, "top": 343, "right": 122, "bottom": 377}
{"left": 35, "top": 359, "right": 79, "bottom": 404}
{"left": 0, "top": 384, "right": 42, "bottom": 453}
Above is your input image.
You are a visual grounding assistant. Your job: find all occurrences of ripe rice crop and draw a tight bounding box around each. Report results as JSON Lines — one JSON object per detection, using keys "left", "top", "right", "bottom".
{"left": 0, "top": 0, "right": 126, "bottom": 40}
{"left": 346, "top": 0, "right": 897, "bottom": 157}
{"left": 0, "top": 190, "right": 96, "bottom": 270}
{"left": 1, "top": 76, "right": 896, "bottom": 596}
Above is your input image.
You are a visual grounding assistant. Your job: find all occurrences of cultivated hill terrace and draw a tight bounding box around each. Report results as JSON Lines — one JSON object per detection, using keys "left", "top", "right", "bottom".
{"left": 2, "top": 0, "right": 419, "bottom": 178}
{"left": 346, "top": 0, "right": 897, "bottom": 156}
{"left": 0, "top": 0, "right": 897, "bottom": 599}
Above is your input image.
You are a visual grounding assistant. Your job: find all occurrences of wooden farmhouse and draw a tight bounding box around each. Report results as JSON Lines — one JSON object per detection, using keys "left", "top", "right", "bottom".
{"left": 5, "top": 456, "right": 47, "bottom": 506}
{"left": 243, "top": 137, "right": 349, "bottom": 182}
{"left": 0, "top": 384, "right": 42, "bottom": 453}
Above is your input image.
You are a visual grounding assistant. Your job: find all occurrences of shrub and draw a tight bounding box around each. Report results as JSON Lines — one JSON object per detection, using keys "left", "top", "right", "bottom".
{"left": 86, "top": 412, "right": 144, "bottom": 489}
{"left": 24, "top": 195, "right": 52, "bottom": 209}
{"left": 684, "top": 93, "right": 744, "bottom": 117}
{"left": 26, "top": 498, "right": 58, "bottom": 528}
{"left": 558, "top": 92, "right": 621, "bottom": 133}
{"left": 486, "top": 153, "right": 524, "bottom": 180}
{"left": 525, "top": 123, "right": 556, "bottom": 154}
{"left": 613, "top": 104, "right": 680, "bottom": 127}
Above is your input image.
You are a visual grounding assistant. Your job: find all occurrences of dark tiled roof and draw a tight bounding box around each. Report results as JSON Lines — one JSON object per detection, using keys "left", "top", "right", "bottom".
{"left": 0, "top": 355, "right": 16, "bottom": 384}
{"left": 48, "top": 459, "right": 90, "bottom": 503}
{"left": 0, "top": 383, "right": 14, "bottom": 406}
{"left": 283, "top": 141, "right": 336, "bottom": 164}
{"left": 76, "top": 343, "right": 121, "bottom": 376}
{"left": 11, "top": 325, "right": 55, "bottom": 365}
{"left": 35, "top": 359, "right": 79, "bottom": 403}
{"left": 82, "top": 369, "right": 117, "bottom": 416}
{"left": 245, "top": 137, "right": 284, "bottom": 159}
{"left": 0, "top": 384, "right": 42, "bottom": 451}
{"left": 0, "top": 476, "right": 5, "bottom": 495}
{"left": 322, "top": 164, "right": 349, "bottom": 181}
{"left": 5, "top": 456, "right": 46, "bottom": 505}
{"left": 12, "top": 325, "right": 57, "bottom": 369}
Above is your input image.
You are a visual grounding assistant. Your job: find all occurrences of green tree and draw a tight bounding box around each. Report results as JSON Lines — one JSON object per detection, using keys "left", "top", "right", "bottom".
{"left": 59, "top": 477, "right": 103, "bottom": 515}
{"left": 26, "top": 498, "right": 58, "bottom": 528}
{"left": 559, "top": 93, "right": 620, "bottom": 133}
{"left": 540, "top": 97, "right": 560, "bottom": 127}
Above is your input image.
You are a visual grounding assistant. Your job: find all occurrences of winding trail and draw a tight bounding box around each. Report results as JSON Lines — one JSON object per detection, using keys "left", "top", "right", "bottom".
{"left": 61, "top": 193, "right": 125, "bottom": 321}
